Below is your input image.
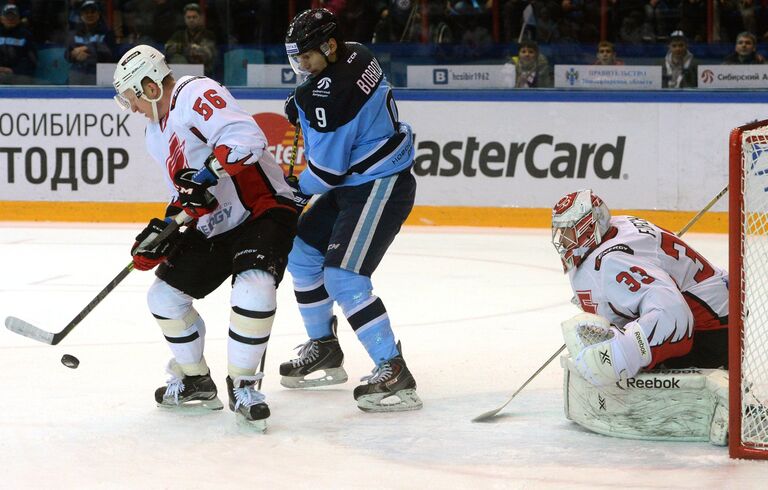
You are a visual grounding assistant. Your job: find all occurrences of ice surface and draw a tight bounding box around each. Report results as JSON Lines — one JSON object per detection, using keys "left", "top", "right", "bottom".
{"left": 0, "top": 222, "right": 765, "bottom": 489}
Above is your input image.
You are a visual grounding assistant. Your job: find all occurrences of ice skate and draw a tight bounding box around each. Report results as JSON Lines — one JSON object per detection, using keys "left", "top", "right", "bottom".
{"left": 353, "top": 346, "right": 422, "bottom": 413}
{"left": 280, "top": 316, "right": 348, "bottom": 388}
{"left": 154, "top": 360, "right": 223, "bottom": 411}
{"left": 227, "top": 374, "right": 270, "bottom": 432}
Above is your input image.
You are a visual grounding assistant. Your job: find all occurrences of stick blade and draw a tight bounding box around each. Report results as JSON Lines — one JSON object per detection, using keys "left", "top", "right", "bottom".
{"left": 5, "top": 316, "right": 55, "bottom": 344}
{"left": 471, "top": 408, "right": 502, "bottom": 423}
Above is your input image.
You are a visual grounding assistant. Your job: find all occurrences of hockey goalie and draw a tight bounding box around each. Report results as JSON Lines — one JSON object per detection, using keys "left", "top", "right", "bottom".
{"left": 551, "top": 189, "right": 730, "bottom": 445}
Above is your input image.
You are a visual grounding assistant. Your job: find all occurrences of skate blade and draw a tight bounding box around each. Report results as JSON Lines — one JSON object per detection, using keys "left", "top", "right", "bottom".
{"left": 280, "top": 367, "right": 348, "bottom": 389}
{"left": 356, "top": 389, "right": 423, "bottom": 413}
{"left": 236, "top": 414, "right": 268, "bottom": 433}
{"left": 157, "top": 396, "right": 224, "bottom": 412}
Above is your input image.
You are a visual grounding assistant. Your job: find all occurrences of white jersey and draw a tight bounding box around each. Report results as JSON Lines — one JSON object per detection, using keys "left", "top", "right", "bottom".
{"left": 144, "top": 75, "right": 295, "bottom": 238}
{"left": 569, "top": 215, "right": 729, "bottom": 369}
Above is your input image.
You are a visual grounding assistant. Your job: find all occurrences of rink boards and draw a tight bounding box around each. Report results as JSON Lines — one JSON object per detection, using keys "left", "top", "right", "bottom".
{"left": 1, "top": 87, "right": 757, "bottom": 231}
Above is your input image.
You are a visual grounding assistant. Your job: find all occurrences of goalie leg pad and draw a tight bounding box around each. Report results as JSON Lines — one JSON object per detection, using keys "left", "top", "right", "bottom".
{"left": 561, "top": 356, "right": 728, "bottom": 445}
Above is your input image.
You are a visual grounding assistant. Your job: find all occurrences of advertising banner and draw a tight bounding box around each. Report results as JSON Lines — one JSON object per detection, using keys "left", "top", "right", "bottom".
{"left": 554, "top": 65, "right": 662, "bottom": 89}
{"left": 406, "top": 65, "right": 515, "bottom": 89}
{"left": 697, "top": 65, "right": 768, "bottom": 88}
{"left": 1, "top": 92, "right": 763, "bottom": 212}
{"left": 0, "top": 98, "right": 299, "bottom": 203}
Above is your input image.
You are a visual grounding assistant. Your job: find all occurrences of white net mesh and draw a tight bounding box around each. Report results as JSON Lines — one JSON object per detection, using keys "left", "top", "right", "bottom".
{"left": 739, "top": 129, "right": 768, "bottom": 450}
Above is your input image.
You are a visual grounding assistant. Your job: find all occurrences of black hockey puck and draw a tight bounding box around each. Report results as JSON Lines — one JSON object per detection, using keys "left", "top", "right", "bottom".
{"left": 61, "top": 354, "right": 80, "bottom": 369}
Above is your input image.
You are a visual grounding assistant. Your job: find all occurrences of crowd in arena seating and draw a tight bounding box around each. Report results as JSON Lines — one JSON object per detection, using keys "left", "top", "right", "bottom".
{"left": 1, "top": 0, "right": 768, "bottom": 86}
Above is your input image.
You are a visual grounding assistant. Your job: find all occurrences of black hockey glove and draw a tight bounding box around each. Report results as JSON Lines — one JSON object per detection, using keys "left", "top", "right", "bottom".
{"left": 285, "top": 175, "right": 310, "bottom": 210}
{"left": 284, "top": 93, "right": 298, "bottom": 126}
{"left": 173, "top": 166, "right": 219, "bottom": 218}
{"left": 131, "top": 218, "right": 181, "bottom": 271}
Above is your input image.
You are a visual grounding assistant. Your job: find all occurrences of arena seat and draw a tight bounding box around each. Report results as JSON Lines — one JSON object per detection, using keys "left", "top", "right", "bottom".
{"left": 224, "top": 47, "right": 264, "bottom": 87}
{"left": 35, "top": 46, "right": 71, "bottom": 85}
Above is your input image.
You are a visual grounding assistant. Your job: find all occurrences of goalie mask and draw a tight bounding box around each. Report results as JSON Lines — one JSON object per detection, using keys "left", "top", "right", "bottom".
{"left": 112, "top": 44, "right": 171, "bottom": 122}
{"left": 551, "top": 189, "right": 611, "bottom": 273}
{"left": 285, "top": 8, "right": 339, "bottom": 76}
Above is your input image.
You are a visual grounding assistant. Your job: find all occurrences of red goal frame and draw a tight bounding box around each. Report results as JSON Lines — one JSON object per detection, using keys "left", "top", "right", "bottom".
{"left": 729, "top": 118, "right": 768, "bottom": 459}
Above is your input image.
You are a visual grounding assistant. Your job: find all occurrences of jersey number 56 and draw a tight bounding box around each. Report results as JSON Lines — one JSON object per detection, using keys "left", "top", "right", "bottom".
{"left": 193, "top": 89, "right": 227, "bottom": 121}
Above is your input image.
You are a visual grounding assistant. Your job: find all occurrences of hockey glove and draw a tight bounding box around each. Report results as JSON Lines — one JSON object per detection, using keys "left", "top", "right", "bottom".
{"left": 173, "top": 166, "right": 219, "bottom": 218}
{"left": 284, "top": 93, "right": 298, "bottom": 126}
{"left": 285, "top": 175, "right": 310, "bottom": 210}
{"left": 131, "top": 218, "right": 181, "bottom": 271}
{"left": 561, "top": 313, "right": 651, "bottom": 386}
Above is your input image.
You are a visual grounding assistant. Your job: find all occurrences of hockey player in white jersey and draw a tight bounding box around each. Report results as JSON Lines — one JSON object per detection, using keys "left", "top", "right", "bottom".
{"left": 113, "top": 45, "right": 298, "bottom": 429}
{"left": 552, "top": 189, "right": 729, "bottom": 384}
{"left": 552, "top": 189, "right": 730, "bottom": 443}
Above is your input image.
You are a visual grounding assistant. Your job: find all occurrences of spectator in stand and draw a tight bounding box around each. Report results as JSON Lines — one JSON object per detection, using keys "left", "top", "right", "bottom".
{"left": 0, "top": 4, "right": 37, "bottom": 84}
{"left": 27, "top": 1, "right": 67, "bottom": 45}
{"left": 118, "top": 0, "right": 184, "bottom": 47}
{"left": 594, "top": 41, "right": 624, "bottom": 65}
{"left": 559, "top": 0, "right": 600, "bottom": 43}
{"left": 448, "top": 0, "right": 494, "bottom": 47}
{"left": 644, "top": 0, "right": 680, "bottom": 42}
{"left": 323, "top": 0, "right": 379, "bottom": 43}
{"left": 165, "top": 3, "right": 217, "bottom": 76}
{"left": 373, "top": 0, "right": 421, "bottom": 42}
{"left": 723, "top": 31, "right": 766, "bottom": 64}
{"left": 718, "top": 0, "right": 762, "bottom": 42}
{"left": 678, "top": 0, "right": 707, "bottom": 42}
{"left": 662, "top": 30, "right": 698, "bottom": 88}
{"left": 505, "top": 39, "right": 552, "bottom": 88}
{"left": 206, "top": 0, "right": 274, "bottom": 45}
{"left": 65, "top": 0, "right": 116, "bottom": 84}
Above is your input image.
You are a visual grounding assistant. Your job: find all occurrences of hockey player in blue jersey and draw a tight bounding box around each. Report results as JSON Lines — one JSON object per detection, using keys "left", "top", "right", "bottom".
{"left": 279, "top": 8, "right": 422, "bottom": 412}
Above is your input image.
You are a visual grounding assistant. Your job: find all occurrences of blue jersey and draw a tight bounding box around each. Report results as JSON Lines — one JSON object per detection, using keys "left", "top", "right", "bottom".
{"left": 291, "top": 42, "right": 414, "bottom": 195}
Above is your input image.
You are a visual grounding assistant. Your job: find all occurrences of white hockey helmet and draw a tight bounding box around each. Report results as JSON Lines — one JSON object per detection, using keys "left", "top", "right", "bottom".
{"left": 113, "top": 44, "right": 171, "bottom": 112}
{"left": 551, "top": 189, "right": 612, "bottom": 273}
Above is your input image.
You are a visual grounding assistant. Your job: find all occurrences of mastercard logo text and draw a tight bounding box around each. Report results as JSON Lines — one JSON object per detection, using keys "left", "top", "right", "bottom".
{"left": 252, "top": 112, "right": 306, "bottom": 176}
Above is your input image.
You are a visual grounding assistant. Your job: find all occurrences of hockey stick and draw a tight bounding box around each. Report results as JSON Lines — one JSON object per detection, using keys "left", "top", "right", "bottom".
{"left": 471, "top": 185, "right": 730, "bottom": 422}
{"left": 677, "top": 184, "right": 728, "bottom": 236}
{"left": 471, "top": 345, "right": 566, "bottom": 422}
{"left": 5, "top": 212, "right": 191, "bottom": 345}
{"left": 257, "top": 347, "right": 267, "bottom": 391}
{"left": 289, "top": 124, "right": 301, "bottom": 178}
{"left": 254, "top": 126, "right": 300, "bottom": 391}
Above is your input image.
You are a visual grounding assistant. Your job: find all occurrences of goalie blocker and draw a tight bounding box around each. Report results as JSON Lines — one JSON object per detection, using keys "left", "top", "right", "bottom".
{"left": 560, "top": 312, "right": 728, "bottom": 445}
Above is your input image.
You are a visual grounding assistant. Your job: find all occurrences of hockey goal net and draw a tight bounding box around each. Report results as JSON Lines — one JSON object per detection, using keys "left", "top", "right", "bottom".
{"left": 729, "top": 119, "right": 768, "bottom": 459}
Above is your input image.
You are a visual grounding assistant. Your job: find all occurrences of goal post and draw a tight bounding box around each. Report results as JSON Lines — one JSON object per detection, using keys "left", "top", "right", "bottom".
{"left": 729, "top": 119, "right": 768, "bottom": 459}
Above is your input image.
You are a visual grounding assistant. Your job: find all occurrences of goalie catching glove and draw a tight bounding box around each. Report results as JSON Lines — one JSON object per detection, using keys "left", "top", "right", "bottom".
{"left": 561, "top": 312, "right": 651, "bottom": 386}
{"left": 131, "top": 218, "right": 181, "bottom": 271}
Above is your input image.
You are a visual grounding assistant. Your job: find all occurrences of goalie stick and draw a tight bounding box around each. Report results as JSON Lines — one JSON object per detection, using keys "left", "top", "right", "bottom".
{"left": 5, "top": 212, "right": 191, "bottom": 345}
{"left": 472, "top": 185, "right": 729, "bottom": 422}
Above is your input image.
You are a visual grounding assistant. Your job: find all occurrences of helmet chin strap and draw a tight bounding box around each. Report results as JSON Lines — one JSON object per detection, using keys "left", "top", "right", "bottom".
{"left": 142, "top": 84, "right": 165, "bottom": 122}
